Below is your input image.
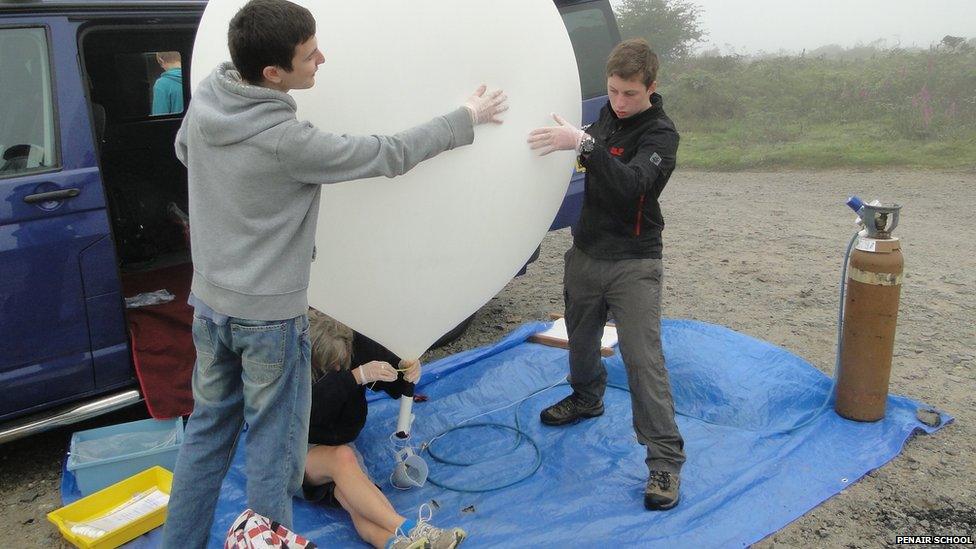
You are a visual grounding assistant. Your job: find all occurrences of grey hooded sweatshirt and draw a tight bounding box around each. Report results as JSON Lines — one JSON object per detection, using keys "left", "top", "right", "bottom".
{"left": 176, "top": 62, "right": 474, "bottom": 321}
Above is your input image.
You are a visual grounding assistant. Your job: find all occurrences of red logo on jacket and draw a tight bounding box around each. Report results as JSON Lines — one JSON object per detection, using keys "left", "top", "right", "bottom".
{"left": 609, "top": 147, "right": 625, "bottom": 157}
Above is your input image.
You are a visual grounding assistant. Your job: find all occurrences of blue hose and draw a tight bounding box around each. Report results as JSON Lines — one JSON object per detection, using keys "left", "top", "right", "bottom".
{"left": 421, "top": 381, "right": 557, "bottom": 493}
{"left": 771, "top": 229, "right": 859, "bottom": 434}
{"left": 422, "top": 382, "right": 629, "bottom": 493}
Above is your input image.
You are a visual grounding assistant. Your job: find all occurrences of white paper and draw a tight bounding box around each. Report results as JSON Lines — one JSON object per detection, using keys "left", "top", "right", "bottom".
{"left": 856, "top": 237, "right": 877, "bottom": 252}
{"left": 537, "top": 317, "right": 619, "bottom": 349}
{"left": 70, "top": 488, "right": 169, "bottom": 539}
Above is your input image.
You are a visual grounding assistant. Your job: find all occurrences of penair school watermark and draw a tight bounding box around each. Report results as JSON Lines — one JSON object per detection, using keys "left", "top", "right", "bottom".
{"left": 894, "top": 535, "right": 973, "bottom": 545}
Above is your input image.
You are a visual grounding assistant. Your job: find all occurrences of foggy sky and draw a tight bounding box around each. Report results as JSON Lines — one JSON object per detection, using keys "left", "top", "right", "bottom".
{"left": 618, "top": 0, "right": 975, "bottom": 54}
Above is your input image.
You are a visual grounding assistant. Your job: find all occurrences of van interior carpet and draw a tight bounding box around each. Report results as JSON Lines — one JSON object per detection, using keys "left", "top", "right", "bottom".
{"left": 121, "top": 261, "right": 195, "bottom": 419}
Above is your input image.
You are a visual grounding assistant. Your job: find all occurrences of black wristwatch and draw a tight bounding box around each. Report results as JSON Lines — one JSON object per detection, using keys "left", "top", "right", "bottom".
{"left": 578, "top": 132, "right": 596, "bottom": 159}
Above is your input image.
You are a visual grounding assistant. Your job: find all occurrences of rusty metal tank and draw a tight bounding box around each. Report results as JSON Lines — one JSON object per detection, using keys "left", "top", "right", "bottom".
{"left": 835, "top": 202, "right": 904, "bottom": 422}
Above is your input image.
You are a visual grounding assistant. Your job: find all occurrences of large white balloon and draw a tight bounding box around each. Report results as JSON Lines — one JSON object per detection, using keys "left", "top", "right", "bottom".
{"left": 191, "top": 0, "right": 581, "bottom": 358}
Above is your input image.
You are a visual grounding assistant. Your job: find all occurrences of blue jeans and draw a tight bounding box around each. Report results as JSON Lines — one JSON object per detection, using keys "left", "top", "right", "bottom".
{"left": 162, "top": 314, "right": 311, "bottom": 548}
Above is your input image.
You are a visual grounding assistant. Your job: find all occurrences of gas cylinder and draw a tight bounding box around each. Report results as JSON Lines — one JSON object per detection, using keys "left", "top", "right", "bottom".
{"left": 835, "top": 201, "right": 904, "bottom": 421}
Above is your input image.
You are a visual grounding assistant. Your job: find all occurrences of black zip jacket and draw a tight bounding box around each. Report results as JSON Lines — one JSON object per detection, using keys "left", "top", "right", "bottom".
{"left": 307, "top": 333, "right": 409, "bottom": 446}
{"left": 575, "top": 93, "right": 679, "bottom": 259}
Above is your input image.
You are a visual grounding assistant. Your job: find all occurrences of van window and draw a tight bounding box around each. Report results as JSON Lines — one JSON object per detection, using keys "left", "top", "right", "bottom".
{"left": 82, "top": 28, "right": 194, "bottom": 122}
{"left": 0, "top": 28, "right": 58, "bottom": 177}
{"left": 561, "top": 6, "right": 618, "bottom": 99}
{"left": 109, "top": 50, "right": 186, "bottom": 119}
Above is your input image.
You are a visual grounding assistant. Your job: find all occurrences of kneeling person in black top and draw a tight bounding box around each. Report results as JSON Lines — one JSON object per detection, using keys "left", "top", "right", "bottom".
{"left": 302, "top": 309, "right": 467, "bottom": 549}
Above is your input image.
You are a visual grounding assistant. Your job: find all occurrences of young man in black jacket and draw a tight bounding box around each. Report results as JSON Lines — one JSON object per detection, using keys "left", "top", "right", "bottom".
{"left": 527, "top": 38, "right": 685, "bottom": 511}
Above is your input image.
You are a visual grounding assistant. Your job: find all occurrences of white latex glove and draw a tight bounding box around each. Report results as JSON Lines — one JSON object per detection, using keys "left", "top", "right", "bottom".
{"left": 527, "top": 113, "right": 584, "bottom": 156}
{"left": 352, "top": 361, "right": 398, "bottom": 385}
{"left": 463, "top": 85, "right": 509, "bottom": 125}
{"left": 399, "top": 359, "right": 421, "bottom": 384}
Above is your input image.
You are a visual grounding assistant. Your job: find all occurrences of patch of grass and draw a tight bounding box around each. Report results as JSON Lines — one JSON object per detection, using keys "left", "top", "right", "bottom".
{"left": 678, "top": 123, "right": 976, "bottom": 171}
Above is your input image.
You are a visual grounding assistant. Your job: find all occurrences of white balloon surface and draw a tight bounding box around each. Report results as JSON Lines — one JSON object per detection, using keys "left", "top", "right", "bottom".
{"left": 191, "top": 0, "right": 581, "bottom": 358}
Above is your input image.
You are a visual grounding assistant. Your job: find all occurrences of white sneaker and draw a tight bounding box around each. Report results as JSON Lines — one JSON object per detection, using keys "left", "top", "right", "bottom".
{"left": 389, "top": 533, "right": 428, "bottom": 549}
{"left": 406, "top": 504, "right": 467, "bottom": 549}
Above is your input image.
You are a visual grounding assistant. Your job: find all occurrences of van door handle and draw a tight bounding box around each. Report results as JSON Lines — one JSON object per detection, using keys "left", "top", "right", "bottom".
{"left": 24, "top": 188, "right": 81, "bottom": 204}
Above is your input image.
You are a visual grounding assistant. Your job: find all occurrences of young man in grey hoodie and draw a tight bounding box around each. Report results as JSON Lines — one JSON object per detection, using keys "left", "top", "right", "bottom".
{"left": 161, "top": 1, "right": 507, "bottom": 546}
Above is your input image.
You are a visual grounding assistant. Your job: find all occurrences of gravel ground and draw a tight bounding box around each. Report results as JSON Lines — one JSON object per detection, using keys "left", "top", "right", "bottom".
{"left": 2, "top": 169, "right": 973, "bottom": 547}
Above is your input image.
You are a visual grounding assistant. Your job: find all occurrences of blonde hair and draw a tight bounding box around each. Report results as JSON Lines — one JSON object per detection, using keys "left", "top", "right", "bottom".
{"left": 156, "top": 51, "right": 181, "bottom": 64}
{"left": 307, "top": 308, "right": 353, "bottom": 381}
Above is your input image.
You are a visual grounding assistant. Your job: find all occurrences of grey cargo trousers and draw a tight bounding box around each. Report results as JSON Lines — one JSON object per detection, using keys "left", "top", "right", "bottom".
{"left": 564, "top": 245, "right": 686, "bottom": 474}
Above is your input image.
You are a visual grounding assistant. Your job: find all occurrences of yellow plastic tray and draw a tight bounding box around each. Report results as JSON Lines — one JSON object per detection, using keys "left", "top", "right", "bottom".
{"left": 47, "top": 466, "right": 173, "bottom": 549}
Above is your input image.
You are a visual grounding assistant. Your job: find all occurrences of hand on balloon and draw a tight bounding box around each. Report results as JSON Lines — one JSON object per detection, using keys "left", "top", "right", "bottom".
{"left": 399, "top": 359, "right": 422, "bottom": 384}
{"left": 464, "top": 85, "right": 509, "bottom": 125}
{"left": 352, "top": 361, "right": 398, "bottom": 385}
{"left": 527, "top": 113, "right": 584, "bottom": 156}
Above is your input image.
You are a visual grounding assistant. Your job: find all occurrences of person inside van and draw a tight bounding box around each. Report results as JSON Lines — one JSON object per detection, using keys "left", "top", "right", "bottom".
{"left": 151, "top": 51, "right": 184, "bottom": 115}
{"left": 301, "top": 309, "right": 467, "bottom": 549}
{"left": 161, "top": 0, "right": 507, "bottom": 546}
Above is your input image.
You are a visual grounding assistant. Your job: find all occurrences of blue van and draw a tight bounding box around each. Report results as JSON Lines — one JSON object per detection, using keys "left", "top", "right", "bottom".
{"left": 0, "top": 0, "right": 620, "bottom": 442}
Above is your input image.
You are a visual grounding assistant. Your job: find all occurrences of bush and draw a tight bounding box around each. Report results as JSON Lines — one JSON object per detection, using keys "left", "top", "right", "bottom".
{"left": 664, "top": 47, "right": 976, "bottom": 138}
{"left": 658, "top": 46, "right": 976, "bottom": 169}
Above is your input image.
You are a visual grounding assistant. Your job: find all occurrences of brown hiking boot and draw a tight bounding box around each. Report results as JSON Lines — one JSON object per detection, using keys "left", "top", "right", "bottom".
{"left": 644, "top": 470, "right": 680, "bottom": 510}
{"left": 540, "top": 392, "right": 604, "bottom": 426}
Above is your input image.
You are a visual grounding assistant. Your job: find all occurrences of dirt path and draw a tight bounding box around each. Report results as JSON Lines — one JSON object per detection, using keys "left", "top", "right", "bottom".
{"left": 2, "top": 169, "right": 973, "bottom": 547}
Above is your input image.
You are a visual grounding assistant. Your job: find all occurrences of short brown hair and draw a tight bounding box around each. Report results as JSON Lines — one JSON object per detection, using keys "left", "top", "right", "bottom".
{"left": 307, "top": 308, "right": 353, "bottom": 381}
{"left": 228, "top": 0, "right": 316, "bottom": 83}
{"left": 606, "top": 38, "right": 659, "bottom": 87}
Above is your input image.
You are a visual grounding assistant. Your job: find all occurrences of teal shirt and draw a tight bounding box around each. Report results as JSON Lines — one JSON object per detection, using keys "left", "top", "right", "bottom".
{"left": 152, "top": 68, "right": 184, "bottom": 115}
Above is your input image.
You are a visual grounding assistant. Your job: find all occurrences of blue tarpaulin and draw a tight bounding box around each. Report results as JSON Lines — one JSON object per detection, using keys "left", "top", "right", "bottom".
{"left": 62, "top": 320, "right": 950, "bottom": 547}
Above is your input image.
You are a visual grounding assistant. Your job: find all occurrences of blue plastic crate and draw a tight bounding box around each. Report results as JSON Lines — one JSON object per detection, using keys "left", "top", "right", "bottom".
{"left": 67, "top": 417, "right": 183, "bottom": 496}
